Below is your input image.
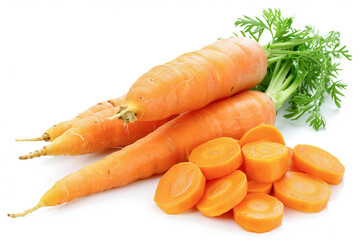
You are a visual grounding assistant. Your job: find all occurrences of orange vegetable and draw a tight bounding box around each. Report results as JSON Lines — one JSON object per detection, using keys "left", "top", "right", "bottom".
{"left": 112, "top": 37, "right": 267, "bottom": 122}
{"left": 239, "top": 124, "right": 285, "bottom": 147}
{"left": 154, "top": 162, "right": 206, "bottom": 214}
{"left": 188, "top": 137, "right": 242, "bottom": 180}
{"left": 287, "top": 147, "right": 302, "bottom": 172}
{"left": 8, "top": 90, "right": 275, "bottom": 217}
{"left": 19, "top": 107, "right": 174, "bottom": 159}
{"left": 293, "top": 144, "right": 345, "bottom": 184}
{"left": 242, "top": 141, "right": 288, "bottom": 183}
{"left": 247, "top": 181, "right": 272, "bottom": 194}
{"left": 16, "top": 96, "right": 125, "bottom": 142}
{"left": 196, "top": 170, "right": 247, "bottom": 217}
{"left": 233, "top": 193, "right": 284, "bottom": 233}
{"left": 273, "top": 171, "right": 331, "bottom": 212}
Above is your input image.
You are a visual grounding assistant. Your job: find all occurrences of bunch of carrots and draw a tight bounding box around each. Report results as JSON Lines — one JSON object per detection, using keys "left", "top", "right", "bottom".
{"left": 9, "top": 9, "right": 350, "bottom": 234}
{"left": 154, "top": 124, "right": 344, "bottom": 233}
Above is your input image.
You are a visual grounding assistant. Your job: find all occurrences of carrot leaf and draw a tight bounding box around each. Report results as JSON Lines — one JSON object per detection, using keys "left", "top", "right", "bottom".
{"left": 234, "top": 9, "right": 351, "bottom": 130}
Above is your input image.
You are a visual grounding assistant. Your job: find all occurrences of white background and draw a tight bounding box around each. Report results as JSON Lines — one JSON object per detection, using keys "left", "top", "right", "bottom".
{"left": 1, "top": 0, "right": 359, "bottom": 239}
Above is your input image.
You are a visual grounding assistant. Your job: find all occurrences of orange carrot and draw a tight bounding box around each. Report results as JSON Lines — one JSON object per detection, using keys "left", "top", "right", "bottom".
{"left": 293, "top": 144, "right": 345, "bottom": 184}
{"left": 287, "top": 147, "right": 302, "bottom": 172}
{"left": 188, "top": 137, "right": 242, "bottom": 180}
{"left": 19, "top": 107, "right": 174, "bottom": 159}
{"left": 247, "top": 181, "right": 272, "bottom": 194}
{"left": 242, "top": 141, "right": 288, "bottom": 183}
{"left": 196, "top": 170, "right": 247, "bottom": 217}
{"left": 8, "top": 91, "right": 275, "bottom": 217}
{"left": 273, "top": 171, "right": 331, "bottom": 212}
{"left": 233, "top": 193, "right": 284, "bottom": 233}
{"left": 239, "top": 124, "right": 285, "bottom": 147}
{"left": 111, "top": 37, "right": 267, "bottom": 122}
{"left": 17, "top": 96, "right": 125, "bottom": 142}
{"left": 154, "top": 162, "right": 206, "bottom": 214}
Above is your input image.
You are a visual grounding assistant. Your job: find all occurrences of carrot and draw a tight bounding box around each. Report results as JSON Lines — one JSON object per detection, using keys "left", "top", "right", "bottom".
{"left": 188, "top": 137, "right": 242, "bottom": 180}
{"left": 287, "top": 147, "right": 302, "bottom": 172}
{"left": 196, "top": 170, "right": 247, "bottom": 217}
{"left": 239, "top": 124, "right": 285, "bottom": 147}
{"left": 247, "top": 181, "right": 272, "bottom": 194}
{"left": 8, "top": 90, "right": 275, "bottom": 217}
{"left": 233, "top": 193, "right": 284, "bottom": 233}
{"left": 293, "top": 144, "right": 345, "bottom": 184}
{"left": 16, "top": 96, "right": 125, "bottom": 142}
{"left": 154, "top": 162, "right": 206, "bottom": 214}
{"left": 242, "top": 141, "right": 288, "bottom": 183}
{"left": 273, "top": 171, "right": 331, "bottom": 212}
{"left": 111, "top": 37, "right": 267, "bottom": 122}
{"left": 19, "top": 107, "right": 174, "bottom": 159}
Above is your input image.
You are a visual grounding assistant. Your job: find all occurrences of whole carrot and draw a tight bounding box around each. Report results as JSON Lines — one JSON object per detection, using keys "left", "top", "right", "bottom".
{"left": 9, "top": 90, "right": 275, "bottom": 217}
{"left": 111, "top": 37, "right": 267, "bottom": 122}
{"left": 19, "top": 107, "right": 174, "bottom": 159}
{"left": 17, "top": 96, "right": 125, "bottom": 142}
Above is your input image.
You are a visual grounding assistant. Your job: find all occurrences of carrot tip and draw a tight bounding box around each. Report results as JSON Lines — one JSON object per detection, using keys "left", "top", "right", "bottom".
{"left": 19, "top": 147, "right": 47, "bottom": 160}
{"left": 8, "top": 203, "right": 44, "bottom": 218}
{"left": 15, "top": 133, "right": 50, "bottom": 142}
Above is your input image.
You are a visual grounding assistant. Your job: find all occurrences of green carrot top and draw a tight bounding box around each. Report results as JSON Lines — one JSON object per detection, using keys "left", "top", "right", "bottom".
{"left": 234, "top": 9, "right": 351, "bottom": 130}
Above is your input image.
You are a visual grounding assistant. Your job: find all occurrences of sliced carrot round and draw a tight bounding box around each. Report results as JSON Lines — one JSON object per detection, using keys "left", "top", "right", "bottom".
{"left": 239, "top": 124, "right": 285, "bottom": 147}
{"left": 242, "top": 141, "right": 288, "bottom": 183}
{"left": 293, "top": 144, "right": 345, "bottom": 184}
{"left": 196, "top": 170, "right": 247, "bottom": 217}
{"left": 247, "top": 181, "right": 272, "bottom": 194}
{"left": 287, "top": 147, "right": 302, "bottom": 172}
{"left": 233, "top": 193, "right": 284, "bottom": 233}
{"left": 273, "top": 171, "right": 331, "bottom": 212}
{"left": 154, "top": 162, "right": 206, "bottom": 214}
{"left": 189, "top": 137, "right": 242, "bottom": 180}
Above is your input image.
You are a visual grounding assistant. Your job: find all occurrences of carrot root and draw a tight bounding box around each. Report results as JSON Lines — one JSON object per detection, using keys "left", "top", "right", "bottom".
{"left": 19, "top": 147, "right": 47, "bottom": 160}
{"left": 8, "top": 203, "right": 44, "bottom": 218}
{"left": 15, "top": 133, "right": 50, "bottom": 142}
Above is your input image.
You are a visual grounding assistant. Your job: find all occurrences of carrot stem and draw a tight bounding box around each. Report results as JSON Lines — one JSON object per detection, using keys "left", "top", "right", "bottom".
{"left": 108, "top": 106, "right": 137, "bottom": 122}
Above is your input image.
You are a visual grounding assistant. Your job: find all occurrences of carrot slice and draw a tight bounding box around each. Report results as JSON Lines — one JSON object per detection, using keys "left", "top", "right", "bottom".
{"left": 287, "top": 147, "right": 302, "bottom": 172}
{"left": 273, "top": 171, "right": 331, "bottom": 212}
{"left": 293, "top": 144, "right": 345, "bottom": 184}
{"left": 233, "top": 193, "right": 284, "bottom": 233}
{"left": 189, "top": 137, "right": 242, "bottom": 180}
{"left": 242, "top": 141, "right": 288, "bottom": 183}
{"left": 154, "top": 162, "right": 206, "bottom": 214}
{"left": 196, "top": 170, "right": 247, "bottom": 217}
{"left": 247, "top": 181, "right": 272, "bottom": 194}
{"left": 239, "top": 124, "right": 285, "bottom": 147}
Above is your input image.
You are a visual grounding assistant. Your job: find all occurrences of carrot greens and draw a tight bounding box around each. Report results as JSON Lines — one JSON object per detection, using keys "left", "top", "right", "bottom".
{"left": 234, "top": 9, "right": 351, "bottom": 130}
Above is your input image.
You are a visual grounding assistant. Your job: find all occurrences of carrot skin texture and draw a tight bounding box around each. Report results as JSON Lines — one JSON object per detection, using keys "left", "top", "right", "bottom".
{"left": 38, "top": 91, "right": 275, "bottom": 207}
{"left": 242, "top": 141, "right": 288, "bottom": 183}
{"left": 287, "top": 147, "right": 302, "bottom": 172}
{"left": 43, "top": 96, "right": 125, "bottom": 141}
{"left": 19, "top": 107, "right": 174, "bottom": 159}
{"left": 293, "top": 144, "right": 345, "bottom": 184}
{"left": 120, "top": 37, "right": 267, "bottom": 121}
{"left": 247, "top": 181, "right": 273, "bottom": 194}
{"left": 47, "top": 108, "right": 174, "bottom": 155}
